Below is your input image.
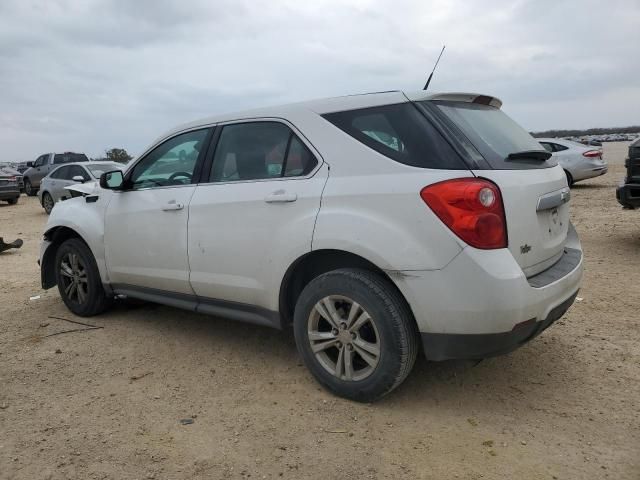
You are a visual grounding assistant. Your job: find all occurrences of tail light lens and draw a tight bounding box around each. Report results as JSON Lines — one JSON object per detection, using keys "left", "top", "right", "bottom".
{"left": 420, "top": 178, "right": 507, "bottom": 249}
{"left": 583, "top": 150, "right": 602, "bottom": 158}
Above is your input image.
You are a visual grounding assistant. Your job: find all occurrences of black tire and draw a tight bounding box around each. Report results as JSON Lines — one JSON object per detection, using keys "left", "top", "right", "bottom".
{"left": 42, "top": 192, "right": 54, "bottom": 214}
{"left": 565, "top": 170, "right": 574, "bottom": 188}
{"left": 54, "top": 238, "right": 112, "bottom": 316}
{"left": 6, "top": 197, "right": 18, "bottom": 205}
{"left": 293, "top": 268, "right": 419, "bottom": 402}
{"left": 24, "top": 178, "right": 37, "bottom": 196}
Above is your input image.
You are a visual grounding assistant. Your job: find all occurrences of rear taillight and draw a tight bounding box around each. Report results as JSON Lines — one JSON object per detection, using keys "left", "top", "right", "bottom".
{"left": 420, "top": 178, "right": 507, "bottom": 249}
{"left": 583, "top": 150, "right": 602, "bottom": 158}
{"left": 7, "top": 176, "right": 16, "bottom": 182}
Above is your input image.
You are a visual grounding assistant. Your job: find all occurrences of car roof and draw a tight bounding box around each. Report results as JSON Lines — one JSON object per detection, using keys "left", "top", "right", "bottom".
{"left": 158, "top": 90, "right": 502, "bottom": 142}
{"left": 537, "top": 138, "right": 591, "bottom": 149}
{"left": 51, "top": 161, "right": 122, "bottom": 169}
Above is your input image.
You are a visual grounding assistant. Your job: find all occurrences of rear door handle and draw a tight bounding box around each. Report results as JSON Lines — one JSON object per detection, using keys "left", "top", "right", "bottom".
{"left": 162, "top": 201, "right": 184, "bottom": 211}
{"left": 264, "top": 190, "right": 297, "bottom": 203}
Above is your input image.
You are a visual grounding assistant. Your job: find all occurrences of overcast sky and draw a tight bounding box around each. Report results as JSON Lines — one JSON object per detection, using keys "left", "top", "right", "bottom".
{"left": 1, "top": 0, "right": 638, "bottom": 161}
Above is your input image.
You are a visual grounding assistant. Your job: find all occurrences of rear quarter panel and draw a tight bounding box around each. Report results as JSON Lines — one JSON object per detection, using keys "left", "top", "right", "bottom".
{"left": 296, "top": 110, "right": 468, "bottom": 271}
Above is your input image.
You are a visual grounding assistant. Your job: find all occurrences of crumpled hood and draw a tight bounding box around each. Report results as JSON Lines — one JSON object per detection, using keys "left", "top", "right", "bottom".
{"left": 65, "top": 181, "right": 99, "bottom": 196}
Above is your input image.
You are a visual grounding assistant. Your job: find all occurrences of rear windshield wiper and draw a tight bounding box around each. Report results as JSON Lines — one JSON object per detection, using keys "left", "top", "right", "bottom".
{"left": 506, "top": 150, "right": 552, "bottom": 161}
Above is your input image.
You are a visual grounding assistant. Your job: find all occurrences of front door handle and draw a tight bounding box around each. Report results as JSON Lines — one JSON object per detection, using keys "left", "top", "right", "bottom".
{"left": 264, "top": 190, "right": 297, "bottom": 203}
{"left": 162, "top": 201, "right": 184, "bottom": 211}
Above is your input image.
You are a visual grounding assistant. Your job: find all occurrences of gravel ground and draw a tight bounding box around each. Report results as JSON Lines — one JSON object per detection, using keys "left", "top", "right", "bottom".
{"left": 1, "top": 142, "right": 638, "bottom": 479}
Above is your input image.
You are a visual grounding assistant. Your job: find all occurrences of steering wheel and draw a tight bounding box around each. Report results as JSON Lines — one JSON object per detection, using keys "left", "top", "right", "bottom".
{"left": 168, "top": 171, "right": 192, "bottom": 182}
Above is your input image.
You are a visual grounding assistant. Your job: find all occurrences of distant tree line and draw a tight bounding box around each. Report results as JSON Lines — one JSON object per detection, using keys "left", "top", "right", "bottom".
{"left": 92, "top": 148, "right": 133, "bottom": 163}
{"left": 531, "top": 126, "right": 640, "bottom": 138}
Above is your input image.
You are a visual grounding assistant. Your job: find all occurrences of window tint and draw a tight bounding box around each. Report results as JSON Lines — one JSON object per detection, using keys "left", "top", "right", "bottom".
{"left": 53, "top": 153, "right": 89, "bottom": 164}
{"left": 50, "top": 166, "right": 69, "bottom": 179}
{"left": 323, "top": 103, "right": 466, "bottom": 169}
{"left": 209, "top": 122, "right": 317, "bottom": 182}
{"left": 540, "top": 142, "right": 553, "bottom": 153}
{"left": 551, "top": 143, "right": 568, "bottom": 152}
{"left": 130, "top": 129, "right": 208, "bottom": 189}
{"left": 429, "top": 100, "right": 556, "bottom": 169}
{"left": 284, "top": 135, "right": 316, "bottom": 177}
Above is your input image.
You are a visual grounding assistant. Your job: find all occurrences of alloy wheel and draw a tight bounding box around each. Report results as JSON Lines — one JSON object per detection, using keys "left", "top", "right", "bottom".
{"left": 307, "top": 295, "right": 380, "bottom": 381}
{"left": 59, "top": 252, "right": 89, "bottom": 305}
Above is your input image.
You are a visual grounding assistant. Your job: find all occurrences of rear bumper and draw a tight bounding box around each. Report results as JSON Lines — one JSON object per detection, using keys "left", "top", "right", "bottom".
{"left": 421, "top": 291, "right": 578, "bottom": 360}
{"left": 390, "top": 223, "right": 583, "bottom": 360}
{"left": 572, "top": 164, "right": 607, "bottom": 182}
{"left": 0, "top": 185, "right": 20, "bottom": 200}
{"left": 616, "top": 183, "right": 640, "bottom": 208}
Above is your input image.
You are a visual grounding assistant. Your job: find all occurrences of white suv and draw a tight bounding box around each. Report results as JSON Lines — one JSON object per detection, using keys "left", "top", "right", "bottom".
{"left": 39, "top": 91, "right": 583, "bottom": 401}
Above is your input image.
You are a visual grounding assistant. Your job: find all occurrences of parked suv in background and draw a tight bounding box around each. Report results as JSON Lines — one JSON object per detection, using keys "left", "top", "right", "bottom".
{"left": 39, "top": 91, "right": 583, "bottom": 401}
{"left": 537, "top": 138, "right": 607, "bottom": 186}
{"left": 23, "top": 152, "right": 89, "bottom": 196}
{"left": 616, "top": 137, "right": 640, "bottom": 209}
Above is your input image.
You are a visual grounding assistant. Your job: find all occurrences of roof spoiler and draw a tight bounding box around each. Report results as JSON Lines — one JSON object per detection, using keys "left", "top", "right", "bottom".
{"left": 404, "top": 91, "right": 503, "bottom": 109}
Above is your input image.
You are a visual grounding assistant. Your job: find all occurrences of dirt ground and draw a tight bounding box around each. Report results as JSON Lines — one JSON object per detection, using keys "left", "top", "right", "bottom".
{"left": 1, "top": 142, "right": 638, "bottom": 480}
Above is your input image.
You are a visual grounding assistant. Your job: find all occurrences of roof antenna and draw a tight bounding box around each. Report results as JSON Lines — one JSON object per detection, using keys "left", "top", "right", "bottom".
{"left": 423, "top": 45, "right": 446, "bottom": 91}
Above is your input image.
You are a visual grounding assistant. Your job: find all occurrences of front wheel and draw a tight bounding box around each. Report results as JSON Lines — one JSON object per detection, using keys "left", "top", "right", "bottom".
{"left": 54, "top": 238, "right": 112, "bottom": 316}
{"left": 293, "top": 268, "right": 419, "bottom": 402}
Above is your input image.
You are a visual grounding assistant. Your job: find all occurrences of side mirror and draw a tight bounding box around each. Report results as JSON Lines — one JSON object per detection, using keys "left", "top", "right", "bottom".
{"left": 72, "top": 175, "right": 86, "bottom": 183}
{"left": 100, "top": 170, "right": 124, "bottom": 190}
{"left": 27, "top": 162, "right": 34, "bottom": 167}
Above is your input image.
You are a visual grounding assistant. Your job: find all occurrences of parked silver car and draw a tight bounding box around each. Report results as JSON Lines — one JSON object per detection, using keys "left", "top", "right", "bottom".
{"left": 23, "top": 152, "right": 89, "bottom": 196}
{"left": 537, "top": 138, "right": 607, "bottom": 186}
{"left": 38, "top": 162, "right": 124, "bottom": 214}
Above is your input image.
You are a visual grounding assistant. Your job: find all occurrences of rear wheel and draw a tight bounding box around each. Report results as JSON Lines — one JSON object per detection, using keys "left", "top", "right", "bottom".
{"left": 42, "top": 192, "right": 54, "bottom": 214}
{"left": 6, "top": 197, "right": 18, "bottom": 205}
{"left": 565, "top": 170, "right": 574, "bottom": 188}
{"left": 293, "top": 268, "right": 418, "bottom": 402}
{"left": 24, "top": 178, "right": 37, "bottom": 196}
{"left": 54, "top": 238, "right": 112, "bottom": 316}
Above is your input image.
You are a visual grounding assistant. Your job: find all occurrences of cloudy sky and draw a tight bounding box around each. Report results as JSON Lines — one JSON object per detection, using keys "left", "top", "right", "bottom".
{"left": 1, "top": 0, "right": 638, "bottom": 161}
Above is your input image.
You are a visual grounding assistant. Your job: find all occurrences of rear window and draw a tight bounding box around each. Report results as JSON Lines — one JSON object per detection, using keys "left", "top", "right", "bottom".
{"left": 53, "top": 153, "right": 89, "bottom": 165}
{"left": 427, "top": 101, "right": 556, "bottom": 169}
{"left": 323, "top": 103, "right": 467, "bottom": 169}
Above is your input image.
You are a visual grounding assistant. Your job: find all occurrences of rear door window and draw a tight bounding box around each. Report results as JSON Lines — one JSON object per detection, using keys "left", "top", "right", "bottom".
{"left": 209, "top": 122, "right": 318, "bottom": 182}
{"left": 425, "top": 100, "right": 556, "bottom": 169}
{"left": 323, "top": 103, "right": 467, "bottom": 169}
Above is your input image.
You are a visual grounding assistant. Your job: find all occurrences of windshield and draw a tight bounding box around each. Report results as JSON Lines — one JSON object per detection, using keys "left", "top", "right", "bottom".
{"left": 427, "top": 101, "right": 556, "bottom": 169}
{"left": 87, "top": 163, "right": 120, "bottom": 179}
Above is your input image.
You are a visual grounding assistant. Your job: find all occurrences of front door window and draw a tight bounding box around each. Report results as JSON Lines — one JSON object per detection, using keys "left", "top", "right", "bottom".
{"left": 129, "top": 129, "right": 208, "bottom": 189}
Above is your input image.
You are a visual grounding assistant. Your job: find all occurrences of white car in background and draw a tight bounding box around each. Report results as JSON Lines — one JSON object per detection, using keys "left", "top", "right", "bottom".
{"left": 537, "top": 138, "right": 607, "bottom": 186}
{"left": 37, "top": 162, "right": 124, "bottom": 214}
{"left": 39, "top": 91, "right": 583, "bottom": 401}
